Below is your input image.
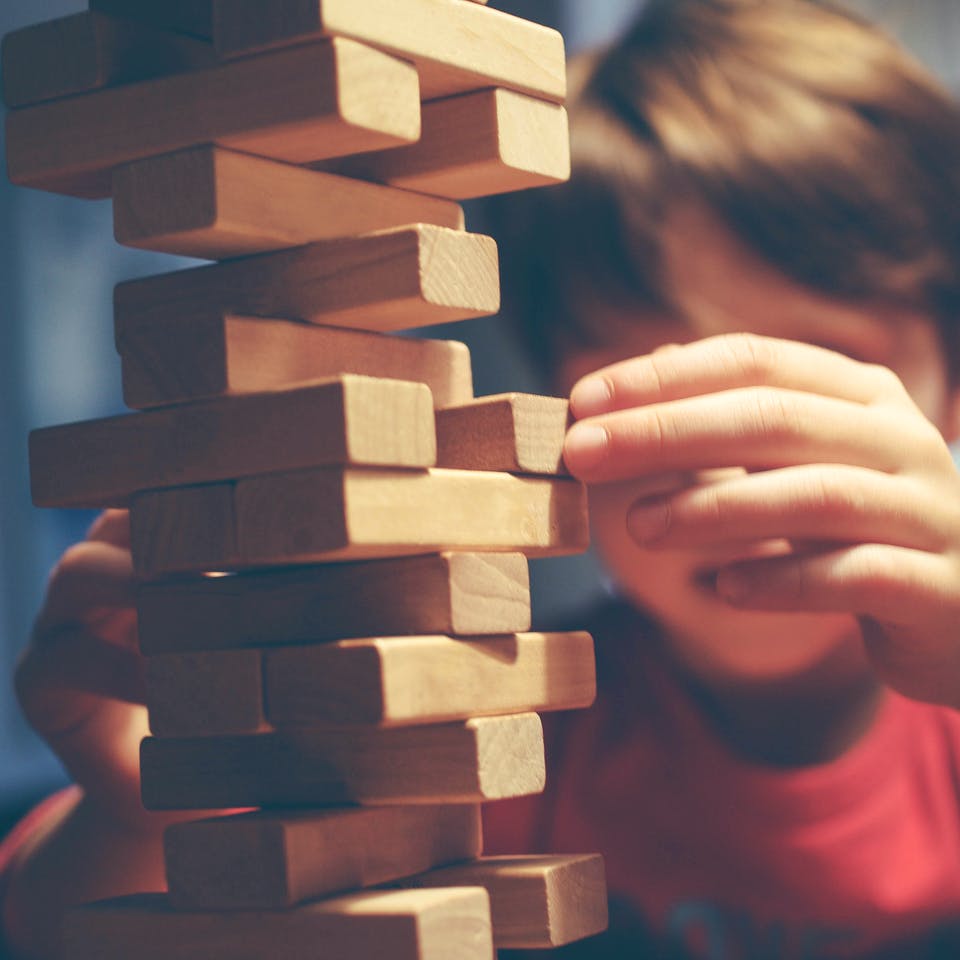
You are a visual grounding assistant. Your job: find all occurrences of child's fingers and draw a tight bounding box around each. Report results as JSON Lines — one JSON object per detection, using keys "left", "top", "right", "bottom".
{"left": 714, "top": 543, "right": 955, "bottom": 624}
{"left": 16, "top": 624, "right": 146, "bottom": 738}
{"left": 626, "top": 465, "right": 956, "bottom": 553}
{"left": 568, "top": 332, "right": 911, "bottom": 419}
{"left": 38, "top": 540, "right": 135, "bottom": 630}
{"left": 563, "top": 387, "right": 942, "bottom": 484}
{"left": 87, "top": 508, "right": 131, "bottom": 549}
{"left": 714, "top": 544, "right": 960, "bottom": 706}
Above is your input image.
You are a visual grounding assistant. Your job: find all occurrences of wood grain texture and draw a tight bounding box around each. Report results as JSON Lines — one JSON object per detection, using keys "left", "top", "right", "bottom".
{"left": 6, "top": 38, "right": 420, "bottom": 198}
{"left": 140, "top": 714, "right": 545, "bottom": 808}
{"left": 119, "top": 315, "right": 474, "bottom": 410}
{"left": 213, "top": 0, "right": 565, "bottom": 102}
{"left": 146, "top": 648, "right": 267, "bottom": 737}
{"left": 265, "top": 632, "right": 597, "bottom": 727}
{"left": 144, "top": 632, "right": 593, "bottom": 735}
{"left": 164, "top": 805, "right": 481, "bottom": 910}
{"left": 137, "top": 553, "right": 530, "bottom": 654}
{"left": 112, "top": 146, "right": 464, "bottom": 259}
{"left": 30, "top": 376, "right": 435, "bottom": 509}
{"left": 327, "top": 88, "right": 570, "bottom": 200}
{"left": 2, "top": 12, "right": 214, "bottom": 108}
{"left": 437, "top": 393, "right": 571, "bottom": 475}
{"left": 63, "top": 888, "right": 493, "bottom": 960}
{"left": 113, "top": 225, "right": 499, "bottom": 338}
{"left": 404, "top": 855, "right": 608, "bottom": 949}
{"left": 89, "top": 0, "right": 215, "bottom": 39}
{"left": 129, "top": 468, "right": 589, "bottom": 578}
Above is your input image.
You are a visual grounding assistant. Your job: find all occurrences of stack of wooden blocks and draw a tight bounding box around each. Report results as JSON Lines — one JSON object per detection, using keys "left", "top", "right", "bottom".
{"left": 4, "top": 0, "right": 609, "bottom": 956}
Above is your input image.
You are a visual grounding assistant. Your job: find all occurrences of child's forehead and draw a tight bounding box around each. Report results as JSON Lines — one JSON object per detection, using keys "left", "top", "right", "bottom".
{"left": 572, "top": 203, "right": 903, "bottom": 360}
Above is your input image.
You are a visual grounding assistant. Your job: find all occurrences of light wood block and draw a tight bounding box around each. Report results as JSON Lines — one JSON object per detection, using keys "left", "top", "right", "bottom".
{"left": 89, "top": 0, "right": 214, "bottom": 39}
{"left": 2, "top": 12, "right": 214, "bottom": 108}
{"left": 404, "top": 855, "right": 608, "bottom": 949}
{"left": 164, "top": 805, "right": 481, "bottom": 910}
{"left": 6, "top": 38, "right": 420, "bottom": 198}
{"left": 145, "top": 632, "right": 594, "bottom": 736}
{"left": 266, "top": 632, "right": 597, "bottom": 727}
{"left": 112, "top": 146, "right": 465, "bottom": 259}
{"left": 146, "top": 649, "right": 267, "bottom": 738}
{"left": 119, "top": 315, "right": 474, "bottom": 411}
{"left": 328, "top": 88, "right": 570, "bottom": 200}
{"left": 30, "top": 376, "right": 435, "bottom": 509}
{"left": 213, "top": 0, "right": 565, "bottom": 102}
{"left": 137, "top": 553, "right": 530, "bottom": 654}
{"left": 113, "top": 225, "right": 499, "bottom": 338}
{"left": 132, "top": 484, "right": 240, "bottom": 576}
{"left": 140, "top": 714, "right": 545, "bottom": 809}
{"left": 437, "top": 393, "right": 570, "bottom": 475}
{"left": 63, "top": 888, "right": 493, "bottom": 960}
{"left": 129, "top": 468, "right": 589, "bottom": 578}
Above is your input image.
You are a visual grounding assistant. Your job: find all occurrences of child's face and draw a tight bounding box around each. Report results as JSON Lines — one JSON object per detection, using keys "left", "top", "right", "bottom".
{"left": 562, "top": 205, "right": 959, "bottom": 688}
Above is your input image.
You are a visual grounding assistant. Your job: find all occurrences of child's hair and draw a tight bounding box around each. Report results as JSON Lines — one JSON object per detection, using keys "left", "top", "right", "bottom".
{"left": 493, "top": 0, "right": 960, "bottom": 379}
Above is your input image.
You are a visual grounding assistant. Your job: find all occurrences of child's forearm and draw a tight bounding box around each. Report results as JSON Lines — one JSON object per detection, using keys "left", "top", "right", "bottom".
{"left": 2, "top": 791, "right": 167, "bottom": 960}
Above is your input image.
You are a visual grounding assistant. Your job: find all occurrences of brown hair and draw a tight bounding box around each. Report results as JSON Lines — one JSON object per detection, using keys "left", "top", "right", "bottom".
{"left": 492, "top": 0, "right": 960, "bottom": 378}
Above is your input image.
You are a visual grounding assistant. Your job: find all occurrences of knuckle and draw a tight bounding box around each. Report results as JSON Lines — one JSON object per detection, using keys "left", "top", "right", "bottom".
{"left": 847, "top": 545, "right": 900, "bottom": 588}
{"left": 720, "top": 332, "right": 778, "bottom": 382}
{"left": 749, "top": 389, "right": 802, "bottom": 441}
{"left": 801, "top": 471, "right": 859, "bottom": 520}
{"left": 865, "top": 362, "right": 908, "bottom": 399}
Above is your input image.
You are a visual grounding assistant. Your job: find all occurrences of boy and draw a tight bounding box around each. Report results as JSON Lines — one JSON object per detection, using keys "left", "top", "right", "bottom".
{"left": 6, "top": 1, "right": 960, "bottom": 957}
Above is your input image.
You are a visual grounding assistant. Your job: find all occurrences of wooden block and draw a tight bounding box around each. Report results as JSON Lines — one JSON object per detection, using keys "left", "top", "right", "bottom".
{"left": 2, "top": 12, "right": 214, "bottom": 108}
{"left": 89, "top": 0, "right": 214, "bottom": 39}
{"left": 113, "top": 225, "right": 499, "bottom": 338}
{"left": 164, "top": 805, "right": 482, "bottom": 910}
{"left": 237, "top": 468, "right": 589, "bottom": 567}
{"left": 266, "top": 632, "right": 597, "bottom": 727}
{"left": 30, "top": 376, "right": 435, "bottom": 509}
{"left": 328, "top": 88, "right": 570, "bottom": 200}
{"left": 129, "top": 468, "right": 589, "bottom": 578}
{"left": 137, "top": 553, "right": 530, "bottom": 654}
{"left": 131, "top": 484, "right": 241, "bottom": 576}
{"left": 213, "top": 0, "right": 565, "bottom": 102}
{"left": 145, "top": 632, "right": 593, "bottom": 736}
{"left": 404, "top": 855, "right": 608, "bottom": 949}
{"left": 112, "top": 146, "right": 465, "bottom": 259}
{"left": 146, "top": 649, "right": 267, "bottom": 737}
{"left": 6, "top": 39, "right": 420, "bottom": 198}
{"left": 437, "top": 393, "right": 570, "bottom": 475}
{"left": 63, "top": 888, "right": 493, "bottom": 960}
{"left": 119, "top": 315, "right": 474, "bottom": 411}
{"left": 140, "top": 714, "right": 545, "bottom": 809}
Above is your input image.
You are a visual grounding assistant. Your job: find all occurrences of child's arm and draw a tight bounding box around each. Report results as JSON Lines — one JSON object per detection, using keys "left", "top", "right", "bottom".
{"left": 563, "top": 332, "right": 960, "bottom": 707}
{"left": 3, "top": 510, "right": 176, "bottom": 960}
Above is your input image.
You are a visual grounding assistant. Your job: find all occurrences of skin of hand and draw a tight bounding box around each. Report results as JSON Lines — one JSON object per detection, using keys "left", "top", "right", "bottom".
{"left": 4, "top": 510, "right": 196, "bottom": 959}
{"left": 564, "top": 332, "right": 960, "bottom": 709}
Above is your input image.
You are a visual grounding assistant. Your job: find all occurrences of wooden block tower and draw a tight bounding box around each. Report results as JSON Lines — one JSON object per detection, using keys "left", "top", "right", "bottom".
{"left": 4, "top": 1, "right": 609, "bottom": 955}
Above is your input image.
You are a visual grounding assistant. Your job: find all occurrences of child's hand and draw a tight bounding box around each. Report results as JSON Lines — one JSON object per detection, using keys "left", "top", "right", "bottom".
{"left": 563, "top": 333, "right": 960, "bottom": 707}
{"left": 15, "top": 509, "right": 149, "bottom": 829}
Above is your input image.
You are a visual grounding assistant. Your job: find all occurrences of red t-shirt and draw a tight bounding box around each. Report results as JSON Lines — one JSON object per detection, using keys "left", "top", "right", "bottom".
{"left": 486, "top": 601, "right": 960, "bottom": 959}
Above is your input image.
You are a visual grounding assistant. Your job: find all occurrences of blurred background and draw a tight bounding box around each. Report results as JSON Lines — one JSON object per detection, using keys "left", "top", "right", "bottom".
{"left": 0, "top": 0, "right": 957, "bottom": 809}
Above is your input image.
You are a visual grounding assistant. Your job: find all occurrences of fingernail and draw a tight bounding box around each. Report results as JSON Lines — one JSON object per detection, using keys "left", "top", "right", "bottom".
{"left": 563, "top": 423, "right": 610, "bottom": 473}
{"left": 570, "top": 376, "right": 613, "bottom": 418}
{"left": 716, "top": 568, "right": 752, "bottom": 605}
{"left": 626, "top": 501, "right": 670, "bottom": 543}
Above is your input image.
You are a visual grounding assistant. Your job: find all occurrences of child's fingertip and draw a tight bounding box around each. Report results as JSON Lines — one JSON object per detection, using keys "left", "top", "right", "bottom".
{"left": 570, "top": 375, "right": 614, "bottom": 418}
{"left": 563, "top": 422, "right": 611, "bottom": 474}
